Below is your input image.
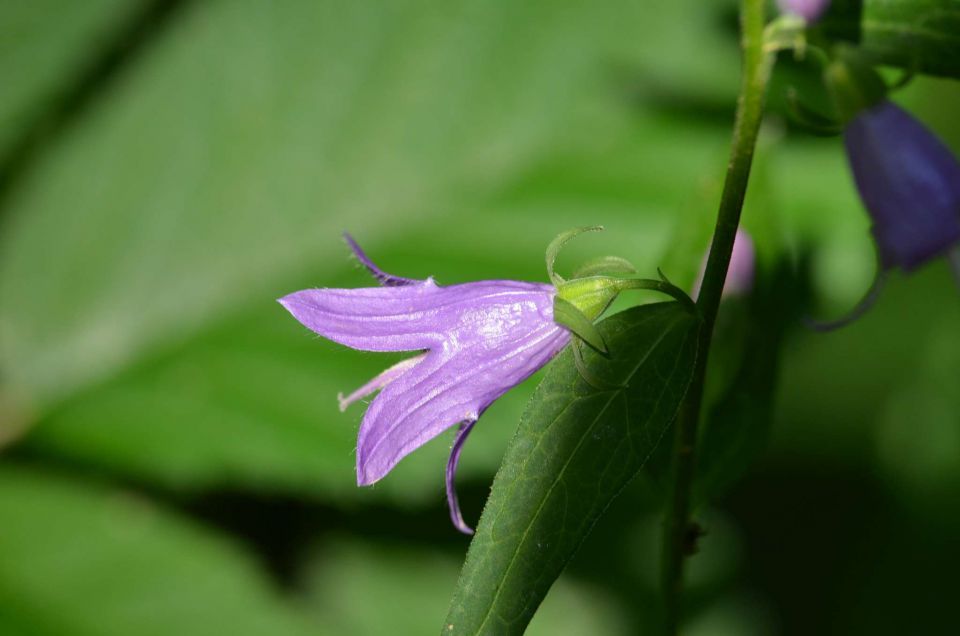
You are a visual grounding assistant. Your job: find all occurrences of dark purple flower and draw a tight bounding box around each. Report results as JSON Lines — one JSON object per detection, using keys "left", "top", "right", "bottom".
{"left": 844, "top": 101, "right": 960, "bottom": 271}
{"left": 777, "top": 0, "right": 830, "bottom": 22}
{"left": 279, "top": 236, "right": 570, "bottom": 534}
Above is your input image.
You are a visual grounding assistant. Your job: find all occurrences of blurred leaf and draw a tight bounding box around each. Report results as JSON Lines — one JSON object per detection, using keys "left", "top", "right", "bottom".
{"left": 0, "top": 466, "right": 323, "bottom": 636}
{"left": 2, "top": 0, "right": 734, "bottom": 499}
{"left": 0, "top": 0, "right": 662, "bottom": 411}
{"left": 874, "top": 307, "right": 960, "bottom": 502}
{"left": 300, "top": 538, "right": 628, "bottom": 636}
{"left": 774, "top": 260, "right": 960, "bottom": 461}
{"left": 823, "top": 0, "right": 960, "bottom": 78}
{"left": 683, "top": 593, "right": 776, "bottom": 636}
{"left": 626, "top": 0, "right": 740, "bottom": 108}
{"left": 694, "top": 261, "right": 805, "bottom": 503}
{"left": 444, "top": 303, "right": 699, "bottom": 635}
{"left": 0, "top": 0, "right": 146, "bottom": 157}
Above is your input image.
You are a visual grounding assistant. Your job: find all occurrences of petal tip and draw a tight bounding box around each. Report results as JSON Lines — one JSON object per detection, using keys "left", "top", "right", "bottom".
{"left": 276, "top": 292, "right": 302, "bottom": 311}
{"left": 356, "top": 469, "right": 377, "bottom": 487}
{"left": 356, "top": 452, "right": 387, "bottom": 486}
{"left": 453, "top": 519, "right": 475, "bottom": 536}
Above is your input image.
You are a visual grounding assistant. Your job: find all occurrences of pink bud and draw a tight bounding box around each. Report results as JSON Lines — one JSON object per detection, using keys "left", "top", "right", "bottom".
{"left": 777, "top": 0, "right": 831, "bottom": 23}
{"left": 693, "top": 229, "right": 756, "bottom": 300}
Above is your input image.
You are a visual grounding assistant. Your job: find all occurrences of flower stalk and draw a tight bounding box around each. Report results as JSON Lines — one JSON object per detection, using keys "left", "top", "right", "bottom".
{"left": 660, "top": 0, "right": 773, "bottom": 631}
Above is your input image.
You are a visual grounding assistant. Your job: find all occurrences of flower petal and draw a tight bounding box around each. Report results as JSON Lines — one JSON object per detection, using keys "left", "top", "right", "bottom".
{"left": 354, "top": 287, "right": 569, "bottom": 484}
{"left": 279, "top": 280, "right": 558, "bottom": 352}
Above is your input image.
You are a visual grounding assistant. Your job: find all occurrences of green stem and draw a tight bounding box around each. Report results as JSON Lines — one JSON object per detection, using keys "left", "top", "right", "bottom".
{"left": 660, "top": 0, "right": 773, "bottom": 632}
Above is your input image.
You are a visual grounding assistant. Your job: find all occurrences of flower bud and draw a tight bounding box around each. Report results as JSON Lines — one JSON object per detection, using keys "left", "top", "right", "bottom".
{"left": 777, "top": 0, "right": 831, "bottom": 23}
{"left": 693, "top": 229, "right": 755, "bottom": 299}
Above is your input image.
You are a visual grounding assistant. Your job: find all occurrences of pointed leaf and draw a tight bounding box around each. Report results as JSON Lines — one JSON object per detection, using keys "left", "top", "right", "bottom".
{"left": 444, "top": 302, "right": 699, "bottom": 635}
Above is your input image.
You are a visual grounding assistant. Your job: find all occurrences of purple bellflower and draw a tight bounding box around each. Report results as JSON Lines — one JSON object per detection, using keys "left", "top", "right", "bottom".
{"left": 844, "top": 101, "right": 960, "bottom": 272}
{"left": 279, "top": 236, "right": 570, "bottom": 534}
{"left": 777, "top": 0, "right": 830, "bottom": 23}
{"left": 279, "top": 230, "right": 693, "bottom": 533}
{"left": 808, "top": 50, "right": 960, "bottom": 330}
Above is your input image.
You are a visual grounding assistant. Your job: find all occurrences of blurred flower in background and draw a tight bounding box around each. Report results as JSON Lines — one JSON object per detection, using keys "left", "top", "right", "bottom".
{"left": 777, "top": 0, "right": 830, "bottom": 22}
{"left": 844, "top": 101, "right": 960, "bottom": 272}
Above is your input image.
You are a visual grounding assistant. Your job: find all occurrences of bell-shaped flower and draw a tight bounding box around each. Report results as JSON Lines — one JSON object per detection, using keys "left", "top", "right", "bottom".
{"left": 844, "top": 100, "right": 960, "bottom": 272}
{"left": 279, "top": 236, "right": 570, "bottom": 534}
{"left": 280, "top": 231, "right": 694, "bottom": 532}
{"left": 808, "top": 50, "right": 960, "bottom": 330}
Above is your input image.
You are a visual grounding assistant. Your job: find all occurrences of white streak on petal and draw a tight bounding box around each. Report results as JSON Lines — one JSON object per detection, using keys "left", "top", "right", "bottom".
{"left": 337, "top": 353, "right": 427, "bottom": 412}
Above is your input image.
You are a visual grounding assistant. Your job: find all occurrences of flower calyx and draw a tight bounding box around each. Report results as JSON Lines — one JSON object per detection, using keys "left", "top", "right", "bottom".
{"left": 545, "top": 227, "right": 698, "bottom": 387}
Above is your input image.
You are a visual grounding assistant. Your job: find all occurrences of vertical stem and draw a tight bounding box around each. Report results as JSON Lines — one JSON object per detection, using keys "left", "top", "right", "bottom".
{"left": 660, "top": 0, "right": 773, "bottom": 632}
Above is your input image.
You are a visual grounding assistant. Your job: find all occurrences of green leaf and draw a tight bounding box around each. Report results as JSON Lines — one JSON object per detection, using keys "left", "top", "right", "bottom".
{"left": 0, "top": 466, "right": 324, "bottom": 636}
{"left": 444, "top": 303, "right": 699, "bottom": 635}
{"left": 0, "top": 0, "right": 147, "bottom": 157}
{"left": 823, "top": 0, "right": 960, "bottom": 78}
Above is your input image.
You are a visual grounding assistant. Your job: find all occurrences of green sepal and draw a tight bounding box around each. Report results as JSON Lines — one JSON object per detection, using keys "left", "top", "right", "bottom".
{"left": 553, "top": 296, "right": 608, "bottom": 355}
{"left": 570, "top": 255, "right": 637, "bottom": 279}
{"left": 557, "top": 273, "right": 698, "bottom": 322}
{"left": 545, "top": 226, "right": 603, "bottom": 286}
{"left": 555, "top": 276, "right": 622, "bottom": 321}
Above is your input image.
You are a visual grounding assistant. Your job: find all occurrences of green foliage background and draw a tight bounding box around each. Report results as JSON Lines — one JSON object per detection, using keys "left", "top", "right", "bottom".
{"left": 1, "top": 0, "right": 958, "bottom": 634}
